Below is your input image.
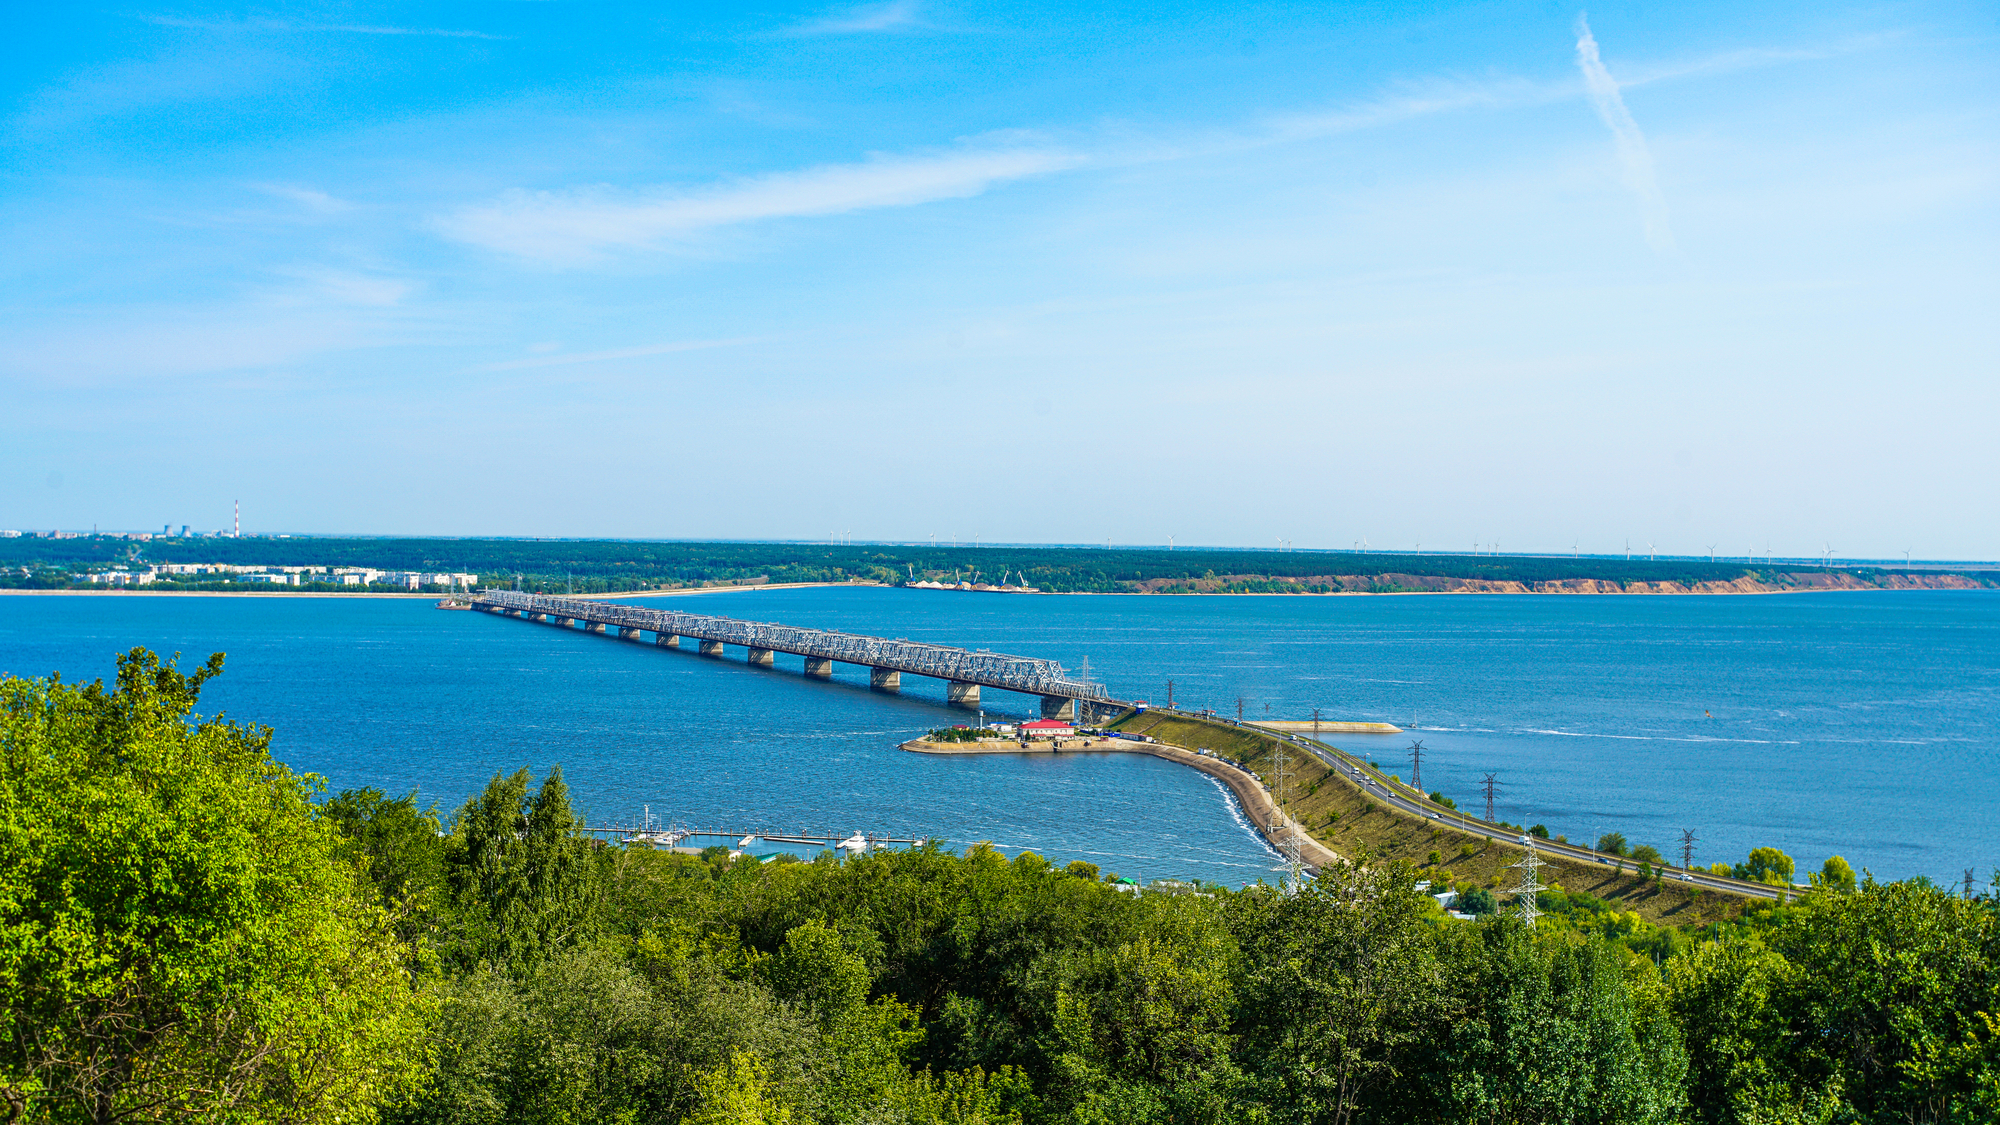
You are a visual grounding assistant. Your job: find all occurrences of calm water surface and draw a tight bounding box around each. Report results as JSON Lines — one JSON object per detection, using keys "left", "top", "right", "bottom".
{"left": 2, "top": 588, "right": 1993, "bottom": 885}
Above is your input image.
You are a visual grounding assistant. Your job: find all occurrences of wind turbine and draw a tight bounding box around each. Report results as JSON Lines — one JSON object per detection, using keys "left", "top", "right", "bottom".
{"left": 1573, "top": 541, "right": 1579, "bottom": 559}
{"left": 1649, "top": 542, "right": 1655, "bottom": 561}
{"left": 1707, "top": 544, "right": 1716, "bottom": 562}
{"left": 1625, "top": 538, "right": 1630, "bottom": 560}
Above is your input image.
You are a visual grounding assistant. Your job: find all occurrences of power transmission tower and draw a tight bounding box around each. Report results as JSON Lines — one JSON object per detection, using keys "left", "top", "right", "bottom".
{"left": 1408, "top": 740, "right": 1425, "bottom": 794}
{"left": 1166, "top": 679, "right": 1174, "bottom": 709}
{"left": 1236, "top": 697, "right": 1245, "bottom": 723}
{"left": 1967, "top": 868, "right": 1978, "bottom": 901}
{"left": 1508, "top": 837, "right": 1548, "bottom": 927}
{"left": 1482, "top": 773, "right": 1499, "bottom": 823}
{"left": 1680, "top": 828, "right": 1699, "bottom": 872}
{"left": 1312, "top": 707, "right": 1321, "bottom": 745}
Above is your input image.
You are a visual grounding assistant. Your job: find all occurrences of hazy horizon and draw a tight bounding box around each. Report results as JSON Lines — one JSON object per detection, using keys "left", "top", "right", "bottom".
{"left": 5, "top": 2, "right": 1994, "bottom": 558}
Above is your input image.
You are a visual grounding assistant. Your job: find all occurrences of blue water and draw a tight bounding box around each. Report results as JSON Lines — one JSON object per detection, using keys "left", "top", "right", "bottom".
{"left": 1, "top": 588, "right": 1994, "bottom": 885}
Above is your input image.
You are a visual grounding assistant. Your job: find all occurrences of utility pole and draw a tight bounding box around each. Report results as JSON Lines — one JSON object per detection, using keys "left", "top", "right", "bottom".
{"left": 1271, "top": 737, "right": 1303, "bottom": 895}
{"left": 1482, "top": 773, "right": 1499, "bottom": 824}
{"left": 1680, "top": 828, "right": 1699, "bottom": 872}
{"left": 1408, "top": 740, "right": 1425, "bottom": 795}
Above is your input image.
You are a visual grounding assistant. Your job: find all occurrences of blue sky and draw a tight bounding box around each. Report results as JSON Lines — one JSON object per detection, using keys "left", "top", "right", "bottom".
{"left": 3, "top": 2, "right": 1995, "bottom": 558}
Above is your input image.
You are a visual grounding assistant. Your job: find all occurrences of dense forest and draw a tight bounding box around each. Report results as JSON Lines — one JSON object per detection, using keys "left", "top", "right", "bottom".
{"left": 3, "top": 650, "right": 1997, "bottom": 1123}
{"left": 4, "top": 535, "right": 1992, "bottom": 594}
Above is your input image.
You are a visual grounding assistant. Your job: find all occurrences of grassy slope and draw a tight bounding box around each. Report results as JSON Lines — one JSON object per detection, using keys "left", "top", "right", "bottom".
{"left": 1112, "top": 710, "right": 1750, "bottom": 928}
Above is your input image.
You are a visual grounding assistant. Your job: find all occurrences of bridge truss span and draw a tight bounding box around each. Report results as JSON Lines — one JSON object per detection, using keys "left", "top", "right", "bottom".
{"left": 474, "top": 591, "right": 1111, "bottom": 712}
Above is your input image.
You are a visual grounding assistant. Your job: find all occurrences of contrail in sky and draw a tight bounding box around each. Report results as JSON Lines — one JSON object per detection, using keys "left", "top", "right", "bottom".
{"left": 1575, "top": 14, "right": 1674, "bottom": 252}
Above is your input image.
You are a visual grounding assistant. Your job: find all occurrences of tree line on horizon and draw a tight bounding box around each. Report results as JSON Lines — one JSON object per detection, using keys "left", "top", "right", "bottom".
{"left": 7, "top": 536, "right": 1981, "bottom": 595}
{"left": 2, "top": 649, "right": 1997, "bottom": 1123}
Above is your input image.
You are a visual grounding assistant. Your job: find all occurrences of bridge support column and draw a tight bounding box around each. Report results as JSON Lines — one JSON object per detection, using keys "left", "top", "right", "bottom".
{"left": 1040, "top": 696, "right": 1077, "bottom": 721}
{"left": 618, "top": 626, "right": 643, "bottom": 641}
{"left": 655, "top": 633, "right": 679, "bottom": 648}
{"left": 748, "top": 647, "right": 775, "bottom": 666}
{"left": 699, "top": 639, "right": 726, "bottom": 657}
{"left": 947, "top": 681, "right": 981, "bottom": 707}
{"left": 804, "top": 657, "right": 833, "bottom": 679}
{"left": 553, "top": 617, "right": 573, "bottom": 628}
{"left": 586, "top": 622, "right": 607, "bottom": 635}
{"left": 869, "top": 667, "right": 901, "bottom": 692}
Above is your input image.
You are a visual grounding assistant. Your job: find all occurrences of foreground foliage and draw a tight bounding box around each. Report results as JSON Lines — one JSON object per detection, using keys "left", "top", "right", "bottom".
{"left": 4, "top": 651, "right": 1997, "bottom": 1123}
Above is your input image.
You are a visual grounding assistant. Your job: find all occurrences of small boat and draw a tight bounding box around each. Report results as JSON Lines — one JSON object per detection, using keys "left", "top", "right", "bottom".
{"left": 837, "top": 833, "right": 870, "bottom": 855}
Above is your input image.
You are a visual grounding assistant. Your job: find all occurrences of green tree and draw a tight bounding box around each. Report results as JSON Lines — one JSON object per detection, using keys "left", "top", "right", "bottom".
{"left": 1733, "top": 848, "right": 1796, "bottom": 887}
{"left": 444, "top": 767, "right": 596, "bottom": 973}
{"left": 0, "top": 649, "right": 430, "bottom": 1122}
{"left": 1406, "top": 923, "right": 1686, "bottom": 1124}
{"left": 1457, "top": 887, "right": 1498, "bottom": 916}
{"left": 1236, "top": 864, "right": 1451, "bottom": 1123}
{"left": 1812, "top": 855, "right": 1857, "bottom": 894}
{"left": 1670, "top": 879, "right": 2000, "bottom": 1123}
{"left": 325, "top": 787, "right": 449, "bottom": 945}
{"left": 1597, "top": 833, "right": 1629, "bottom": 857}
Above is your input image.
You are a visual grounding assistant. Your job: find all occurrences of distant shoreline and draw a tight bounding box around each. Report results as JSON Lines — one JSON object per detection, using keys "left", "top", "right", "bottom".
{"left": 0, "top": 581, "right": 878, "bottom": 600}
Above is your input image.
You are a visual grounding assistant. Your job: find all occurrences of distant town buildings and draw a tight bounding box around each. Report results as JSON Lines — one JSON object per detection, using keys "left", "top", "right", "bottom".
{"left": 74, "top": 563, "right": 479, "bottom": 589}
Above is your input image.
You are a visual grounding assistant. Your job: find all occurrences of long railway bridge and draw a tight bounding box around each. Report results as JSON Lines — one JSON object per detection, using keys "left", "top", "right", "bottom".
{"left": 471, "top": 591, "right": 1114, "bottom": 719}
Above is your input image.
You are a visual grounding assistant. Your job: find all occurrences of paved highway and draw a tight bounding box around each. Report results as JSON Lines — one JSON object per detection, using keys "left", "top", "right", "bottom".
{"left": 1156, "top": 710, "right": 1789, "bottom": 903}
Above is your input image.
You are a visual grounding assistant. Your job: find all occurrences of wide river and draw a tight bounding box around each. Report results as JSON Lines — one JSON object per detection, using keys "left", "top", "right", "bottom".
{"left": 2, "top": 588, "right": 1994, "bottom": 886}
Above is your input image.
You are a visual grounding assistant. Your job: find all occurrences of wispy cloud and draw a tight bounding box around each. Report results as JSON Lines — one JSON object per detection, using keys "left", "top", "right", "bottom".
{"left": 786, "top": 0, "right": 925, "bottom": 35}
{"left": 471, "top": 339, "right": 752, "bottom": 372}
{"left": 434, "top": 140, "right": 1079, "bottom": 263}
{"left": 251, "top": 183, "right": 354, "bottom": 216}
{"left": 141, "top": 14, "right": 508, "bottom": 40}
{"left": 1575, "top": 14, "right": 1674, "bottom": 252}
{"left": 433, "top": 26, "right": 1858, "bottom": 267}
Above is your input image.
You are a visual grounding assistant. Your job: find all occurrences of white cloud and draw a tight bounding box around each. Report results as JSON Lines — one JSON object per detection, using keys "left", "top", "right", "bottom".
{"left": 787, "top": 0, "right": 925, "bottom": 35}
{"left": 434, "top": 141, "right": 1079, "bottom": 263}
{"left": 251, "top": 183, "right": 355, "bottom": 217}
{"left": 140, "top": 14, "right": 507, "bottom": 39}
{"left": 470, "top": 339, "right": 751, "bottom": 372}
{"left": 270, "top": 266, "right": 416, "bottom": 307}
{"left": 1575, "top": 14, "right": 1674, "bottom": 252}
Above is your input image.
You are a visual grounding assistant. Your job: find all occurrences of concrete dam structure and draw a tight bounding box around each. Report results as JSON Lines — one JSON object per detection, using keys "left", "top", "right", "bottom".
{"left": 472, "top": 591, "right": 1112, "bottom": 719}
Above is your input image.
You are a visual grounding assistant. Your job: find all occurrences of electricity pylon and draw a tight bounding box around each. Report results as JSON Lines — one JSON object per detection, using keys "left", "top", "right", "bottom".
{"left": 1508, "top": 836, "right": 1549, "bottom": 927}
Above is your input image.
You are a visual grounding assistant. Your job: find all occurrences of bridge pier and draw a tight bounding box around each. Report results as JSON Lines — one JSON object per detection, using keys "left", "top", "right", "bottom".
{"left": 804, "top": 656, "right": 834, "bottom": 679}
{"left": 553, "top": 617, "right": 573, "bottom": 628}
{"left": 1040, "top": 696, "right": 1078, "bottom": 721}
{"left": 947, "top": 681, "right": 981, "bottom": 707}
{"left": 748, "top": 647, "right": 775, "bottom": 666}
{"left": 619, "top": 626, "right": 644, "bottom": 641}
{"left": 586, "top": 622, "right": 607, "bottom": 635}
{"left": 699, "top": 639, "right": 726, "bottom": 657}
{"left": 869, "top": 667, "right": 901, "bottom": 692}
{"left": 655, "top": 633, "right": 679, "bottom": 648}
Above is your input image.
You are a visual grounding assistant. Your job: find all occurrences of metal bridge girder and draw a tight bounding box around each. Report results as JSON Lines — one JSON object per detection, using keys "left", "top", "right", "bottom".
{"left": 475, "top": 591, "right": 1106, "bottom": 699}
